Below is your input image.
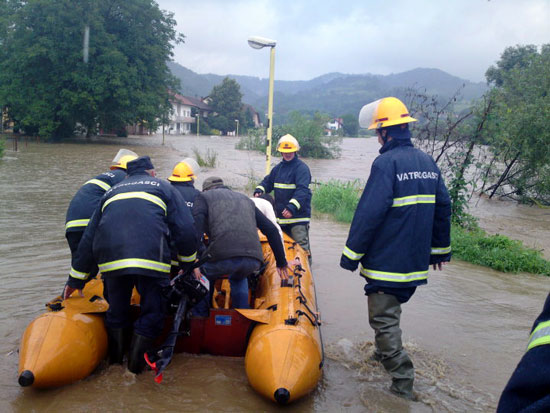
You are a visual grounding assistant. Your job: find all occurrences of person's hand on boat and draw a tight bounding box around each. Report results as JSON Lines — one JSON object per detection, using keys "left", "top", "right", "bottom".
{"left": 62, "top": 284, "right": 83, "bottom": 299}
{"left": 276, "top": 264, "right": 292, "bottom": 280}
{"left": 287, "top": 258, "right": 301, "bottom": 268}
{"left": 282, "top": 208, "right": 293, "bottom": 218}
{"left": 193, "top": 267, "right": 202, "bottom": 280}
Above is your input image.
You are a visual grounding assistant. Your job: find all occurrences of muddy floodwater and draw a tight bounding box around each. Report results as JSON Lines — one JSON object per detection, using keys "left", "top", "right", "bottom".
{"left": 1, "top": 135, "right": 549, "bottom": 412}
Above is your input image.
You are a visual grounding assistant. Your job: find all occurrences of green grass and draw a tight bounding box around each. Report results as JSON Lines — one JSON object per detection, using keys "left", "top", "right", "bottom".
{"left": 312, "top": 179, "right": 362, "bottom": 223}
{"left": 312, "top": 180, "right": 550, "bottom": 276}
{"left": 451, "top": 226, "right": 550, "bottom": 275}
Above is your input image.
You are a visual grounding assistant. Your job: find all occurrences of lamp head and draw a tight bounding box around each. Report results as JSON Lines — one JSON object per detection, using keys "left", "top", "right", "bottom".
{"left": 248, "top": 36, "right": 277, "bottom": 49}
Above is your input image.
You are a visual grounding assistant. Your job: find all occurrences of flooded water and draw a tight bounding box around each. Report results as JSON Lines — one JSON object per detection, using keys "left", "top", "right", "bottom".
{"left": 1, "top": 135, "right": 549, "bottom": 412}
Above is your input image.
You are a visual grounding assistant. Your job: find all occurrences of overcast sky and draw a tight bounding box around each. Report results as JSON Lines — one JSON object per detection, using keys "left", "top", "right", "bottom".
{"left": 156, "top": 0, "right": 550, "bottom": 83}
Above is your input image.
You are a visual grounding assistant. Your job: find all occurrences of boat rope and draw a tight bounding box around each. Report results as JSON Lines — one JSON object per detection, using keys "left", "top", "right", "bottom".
{"left": 293, "top": 264, "right": 321, "bottom": 326}
{"left": 296, "top": 310, "right": 319, "bottom": 327}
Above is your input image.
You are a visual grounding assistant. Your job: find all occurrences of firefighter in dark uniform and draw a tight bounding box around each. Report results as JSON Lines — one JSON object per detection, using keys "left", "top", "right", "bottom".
{"left": 192, "top": 176, "right": 290, "bottom": 316}
{"left": 339, "top": 97, "right": 452, "bottom": 400}
{"left": 497, "top": 292, "right": 550, "bottom": 412}
{"left": 167, "top": 158, "right": 201, "bottom": 275}
{"left": 64, "top": 149, "right": 138, "bottom": 268}
{"left": 63, "top": 156, "right": 198, "bottom": 374}
{"left": 167, "top": 158, "right": 201, "bottom": 208}
{"left": 254, "top": 134, "right": 312, "bottom": 263}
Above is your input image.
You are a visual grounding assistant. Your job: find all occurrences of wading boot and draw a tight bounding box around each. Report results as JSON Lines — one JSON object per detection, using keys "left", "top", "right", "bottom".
{"left": 390, "top": 378, "right": 416, "bottom": 401}
{"left": 127, "top": 333, "right": 154, "bottom": 374}
{"left": 370, "top": 348, "right": 382, "bottom": 362}
{"left": 106, "top": 327, "right": 126, "bottom": 364}
{"left": 368, "top": 292, "right": 415, "bottom": 399}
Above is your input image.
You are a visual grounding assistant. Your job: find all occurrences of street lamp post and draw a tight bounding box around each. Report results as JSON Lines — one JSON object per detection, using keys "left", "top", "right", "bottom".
{"left": 248, "top": 36, "right": 276, "bottom": 175}
{"left": 195, "top": 114, "right": 199, "bottom": 137}
{"left": 235, "top": 119, "right": 239, "bottom": 138}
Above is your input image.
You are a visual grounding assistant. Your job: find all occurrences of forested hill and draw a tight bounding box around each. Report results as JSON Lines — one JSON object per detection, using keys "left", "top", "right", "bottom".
{"left": 169, "top": 62, "right": 488, "bottom": 120}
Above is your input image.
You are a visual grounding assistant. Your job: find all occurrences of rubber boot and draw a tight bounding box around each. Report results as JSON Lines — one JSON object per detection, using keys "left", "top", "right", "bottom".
{"left": 390, "top": 378, "right": 416, "bottom": 400}
{"left": 127, "top": 333, "right": 154, "bottom": 374}
{"left": 368, "top": 292, "right": 415, "bottom": 399}
{"left": 106, "top": 327, "right": 126, "bottom": 364}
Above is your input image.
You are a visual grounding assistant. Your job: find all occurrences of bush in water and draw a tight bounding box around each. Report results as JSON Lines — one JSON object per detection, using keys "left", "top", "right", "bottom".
{"left": 192, "top": 147, "right": 217, "bottom": 168}
{"left": 312, "top": 180, "right": 550, "bottom": 276}
{"left": 235, "top": 128, "right": 266, "bottom": 153}
{"left": 235, "top": 112, "right": 342, "bottom": 159}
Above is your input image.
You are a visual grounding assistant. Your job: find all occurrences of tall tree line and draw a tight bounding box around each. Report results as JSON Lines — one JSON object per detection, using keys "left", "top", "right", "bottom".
{"left": 0, "top": 0, "right": 183, "bottom": 139}
{"left": 409, "top": 44, "right": 550, "bottom": 223}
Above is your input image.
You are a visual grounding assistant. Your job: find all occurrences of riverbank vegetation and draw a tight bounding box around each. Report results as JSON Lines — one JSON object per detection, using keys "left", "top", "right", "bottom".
{"left": 409, "top": 44, "right": 550, "bottom": 212}
{"left": 312, "top": 180, "right": 550, "bottom": 276}
{"left": 0, "top": 135, "right": 4, "bottom": 158}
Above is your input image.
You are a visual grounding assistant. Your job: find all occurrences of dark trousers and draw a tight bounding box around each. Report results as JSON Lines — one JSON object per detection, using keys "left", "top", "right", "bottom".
{"left": 66, "top": 231, "right": 98, "bottom": 278}
{"left": 192, "top": 257, "right": 261, "bottom": 317}
{"left": 103, "top": 275, "right": 170, "bottom": 338}
{"left": 282, "top": 223, "right": 311, "bottom": 262}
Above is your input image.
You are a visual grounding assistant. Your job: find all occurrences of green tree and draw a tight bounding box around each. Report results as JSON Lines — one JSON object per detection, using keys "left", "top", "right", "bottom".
{"left": 208, "top": 77, "right": 243, "bottom": 135}
{"left": 275, "top": 111, "right": 341, "bottom": 159}
{"left": 340, "top": 113, "right": 359, "bottom": 137}
{"left": 481, "top": 44, "right": 550, "bottom": 203}
{"left": 0, "top": 0, "right": 182, "bottom": 139}
{"left": 243, "top": 106, "right": 256, "bottom": 131}
{"left": 485, "top": 45, "right": 539, "bottom": 87}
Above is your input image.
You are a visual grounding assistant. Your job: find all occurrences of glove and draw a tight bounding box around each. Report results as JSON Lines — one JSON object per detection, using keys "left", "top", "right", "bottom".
{"left": 253, "top": 188, "right": 263, "bottom": 197}
{"left": 340, "top": 254, "right": 359, "bottom": 272}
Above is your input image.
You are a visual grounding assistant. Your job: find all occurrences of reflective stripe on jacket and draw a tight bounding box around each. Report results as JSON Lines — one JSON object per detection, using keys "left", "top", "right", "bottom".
{"left": 340, "top": 139, "right": 451, "bottom": 288}
{"left": 65, "top": 169, "right": 126, "bottom": 232}
{"left": 70, "top": 172, "right": 197, "bottom": 282}
{"left": 256, "top": 154, "right": 311, "bottom": 226}
{"left": 497, "top": 293, "right": 550, "bottom": 413}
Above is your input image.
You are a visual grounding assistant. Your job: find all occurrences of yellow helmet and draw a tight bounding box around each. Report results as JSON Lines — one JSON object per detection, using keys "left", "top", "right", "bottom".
{"left": 168, "top": 158, "right": 199, "bottom": 182}
{"left": 110, "top": 149, "right": 138, "bottom": 170}
{"left": 358, "top": 97, "right": 417, "bottom": 130}
{"left": 277, "top": 134, "right": 300, "bottom": 153}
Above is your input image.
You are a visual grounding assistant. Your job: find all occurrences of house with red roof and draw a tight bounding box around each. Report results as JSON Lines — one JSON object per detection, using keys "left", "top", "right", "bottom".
{"left": 165, "top": 93, "right": 213, "bottom": 135}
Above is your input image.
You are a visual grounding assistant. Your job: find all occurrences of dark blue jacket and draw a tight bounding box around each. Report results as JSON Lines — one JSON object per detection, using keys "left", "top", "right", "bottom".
{"left": 340, "top": 139, "right": 451, "bottom": 289}
{"left": 497, "top": 293, "right": 550, "bottom": 413}
{"left": 65, "top": 169, "right": 126, "bottom": 233}
{"left": 170, "top": 181, "right": 200, "bottom": 209}
{"left": 68, "top": 171, "right": 198, "bottom": 288}
{"left": 256, "top": 155, "right": 311, "bottom": 226}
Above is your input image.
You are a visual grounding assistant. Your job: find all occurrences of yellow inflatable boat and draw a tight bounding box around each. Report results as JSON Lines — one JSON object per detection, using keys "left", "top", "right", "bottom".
{"left": 18, "top": 233, "right": 323, "bottom": 404}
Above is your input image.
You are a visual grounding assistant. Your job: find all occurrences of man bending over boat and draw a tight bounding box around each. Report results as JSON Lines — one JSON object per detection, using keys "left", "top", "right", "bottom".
{"left": 64, "top": 149, "right": 138, "bottom": 278}
{"left": 63, "top": 156, "right": 198, "bottom": 374}
{"left": 191, "top": 176, "right": 291, "bottom": 316}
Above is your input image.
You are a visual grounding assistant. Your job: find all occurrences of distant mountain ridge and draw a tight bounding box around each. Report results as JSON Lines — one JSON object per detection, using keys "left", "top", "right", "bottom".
{"left": 168, "top": 62, "right": 488, "bottom": 122}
